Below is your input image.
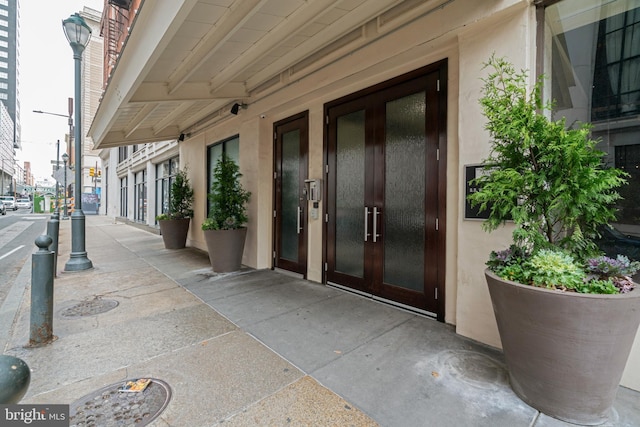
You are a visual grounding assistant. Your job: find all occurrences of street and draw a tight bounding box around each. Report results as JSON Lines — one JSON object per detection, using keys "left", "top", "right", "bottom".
{"left": 0, "top": 209, "right": 50, "bottom": 311}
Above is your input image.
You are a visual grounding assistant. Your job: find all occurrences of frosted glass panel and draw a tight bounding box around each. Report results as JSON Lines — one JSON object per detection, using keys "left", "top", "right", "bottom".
{"left": 336, "top": 110, "right": 365, "bottom": 277}
{"left": 384, "top": 92, "right": 425, "bottom": 291}
{"left": 281, "top": 129, "right": 300, "bottom": 261}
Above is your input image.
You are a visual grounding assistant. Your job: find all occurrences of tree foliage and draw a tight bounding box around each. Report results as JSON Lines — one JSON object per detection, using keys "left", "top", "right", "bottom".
{"left": 202, "top": 153, "right": 251, "bottom": 230}
{"left": 168, "top": 168, "right": 194, "bottom": 219}
{"left": 468, "top": 55, "right": 628, "bottom": 260}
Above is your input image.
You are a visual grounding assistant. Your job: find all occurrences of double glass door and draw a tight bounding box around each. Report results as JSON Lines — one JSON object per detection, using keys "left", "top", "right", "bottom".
{"left": 325, "top": 63, "right": 446, "bottom": 317}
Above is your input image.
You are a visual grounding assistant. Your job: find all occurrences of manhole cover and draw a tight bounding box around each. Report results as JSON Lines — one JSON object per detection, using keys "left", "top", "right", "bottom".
{"left": 70, "top": 378, "right": 171, "bottom": 427}
{"left": 61, "top": 298, "right": 119, "bottom": 317}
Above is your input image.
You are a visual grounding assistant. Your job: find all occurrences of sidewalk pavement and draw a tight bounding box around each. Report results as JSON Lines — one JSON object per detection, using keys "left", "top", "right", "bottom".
{"left": 2, "top": 214, "right": 640, "bottom": 426}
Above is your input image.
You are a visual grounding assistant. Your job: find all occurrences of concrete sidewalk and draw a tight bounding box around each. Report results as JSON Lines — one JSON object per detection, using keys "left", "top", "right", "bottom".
{"left": 2, "top": 215, "right": 639, "bottom": 426}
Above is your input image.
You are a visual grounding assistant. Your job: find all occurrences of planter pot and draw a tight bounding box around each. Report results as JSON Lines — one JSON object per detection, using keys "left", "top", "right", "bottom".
{"left": 158, "top": 218, "right": 191, "bottom": 249}
{"left": 485, "top": 269, "right": 640, "bottom": 425}
{"left": 203, "top": 228, "right": 247, "bottom": 272}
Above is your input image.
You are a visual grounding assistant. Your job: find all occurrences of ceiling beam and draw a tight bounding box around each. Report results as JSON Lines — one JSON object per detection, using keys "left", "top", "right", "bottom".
{"left": 208, "top": 0, "right": 343, "bottom": 94}
{"left": 245, "top": 0, "right": 403, "bottom": 90}
{"left": 153, "top": 102, "right": 194, "bottom": 135}
{"left": 124, "top": 104, "right": 158, "bottom": 138}
{"left": 167, "top": 0, "right": 267, "bottom": 95}
{"left": 130, "top": 82, "right": 248, "bottom": 103}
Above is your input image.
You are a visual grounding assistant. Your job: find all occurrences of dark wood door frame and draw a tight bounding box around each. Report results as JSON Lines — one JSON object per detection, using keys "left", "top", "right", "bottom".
{"left": 273, "top": 111, "right": 309, "bottom": 277}
{"left": 323, "top": 59, "right": 447, "bottom": 321}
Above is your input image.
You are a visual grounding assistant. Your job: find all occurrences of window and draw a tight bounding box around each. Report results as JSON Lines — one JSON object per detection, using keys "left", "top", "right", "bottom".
{"left": 540, "top": 0, "right": 640, "bottom": 257}
{"left": 155, "top": 156, "right": 179, "bottom": 222}
{"left": 119, "top": 177, "right": 127, "bottom": 217}
{"left": 118, "top": 146, "right": 128, "bottom": 163}
{"left": 592, "top": 7, "right": 640, "bottom": 120}
{"left": 134, "top": 169, "right": 147, "bottom": 223}
{"left": 0, "top": 72, "right": 7, "bottom": 79}
{"left": 206, "top": 135, "right": 239, "bottom": 215}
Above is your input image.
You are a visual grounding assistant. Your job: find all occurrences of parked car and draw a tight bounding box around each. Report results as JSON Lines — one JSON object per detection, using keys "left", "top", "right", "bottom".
{"left": 0, "top": 202, "right": 5, "bottom": 215}
{"left": 0, "top": 195, "right": 16, "bottom": 211}
{"left": 15, "top": 198, "right": 32, "bottom": 209}
{"left": 596, "top": 225, "right": 640, "bottom": 262}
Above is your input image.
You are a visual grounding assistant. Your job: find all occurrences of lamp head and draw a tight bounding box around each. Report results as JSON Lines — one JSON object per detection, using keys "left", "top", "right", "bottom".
{"left": 62, "top": 13, "right": 92, "bottom": 53}
{"left": 230, "top": 103, "right": 247, "bottom": 115}
{"left": 62, "top": 153, "right": 69, "bottom": 163}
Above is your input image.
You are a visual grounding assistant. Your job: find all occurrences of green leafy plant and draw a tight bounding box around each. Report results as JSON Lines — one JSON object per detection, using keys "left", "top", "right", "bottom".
{"left": 156, "top": 168, "right": 194, "bottom": 220}
{"left": 202, "top": 153, "right": 251, "bottom": 230}
{"left": 468, "top": 55, "right": 632, "bottom": 294}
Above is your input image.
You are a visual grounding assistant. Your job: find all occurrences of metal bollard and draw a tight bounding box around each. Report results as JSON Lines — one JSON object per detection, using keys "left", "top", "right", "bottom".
{"left": 47, "top": 212, "right": 60, "bottom": 276}
{"left": 0, "top": 355, "right": 30, "bottom": 403}
{"left": 30, "top": 235, "right": 55, "bottom": 346}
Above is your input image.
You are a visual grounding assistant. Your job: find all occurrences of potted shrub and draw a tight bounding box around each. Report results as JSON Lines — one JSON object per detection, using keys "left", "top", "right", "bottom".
{"left": 202, "top": 153, "right": 251, "bottom": 272}
{"left": 468, "top": 55, "right": 640, "bottom": 425}
{"left": 156, "top": 168, "right": 194, "bottom": 249}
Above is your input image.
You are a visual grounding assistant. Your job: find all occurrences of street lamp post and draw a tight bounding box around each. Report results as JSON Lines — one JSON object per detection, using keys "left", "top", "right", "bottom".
{"left": 62, "top": 13, "right": 92, "bottom": 271}
{"left": 62, "top": 153, "right": 69, "bottom": 219}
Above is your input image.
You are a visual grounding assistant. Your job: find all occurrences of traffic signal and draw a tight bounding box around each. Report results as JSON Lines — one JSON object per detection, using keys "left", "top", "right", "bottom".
{"left": 89, "top": 167, "right": 95, "bottom": 177}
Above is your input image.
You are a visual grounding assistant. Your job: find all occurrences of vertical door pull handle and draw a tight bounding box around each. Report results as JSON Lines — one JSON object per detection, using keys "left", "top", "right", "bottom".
{"left": 373, "top": 207, "right": 381, "bottom": 242}
{"left": 364, "top": 206, "right": 370, "bottom": 242}
{"left": 297, "top": 206, "right": 303, "bottom": 234}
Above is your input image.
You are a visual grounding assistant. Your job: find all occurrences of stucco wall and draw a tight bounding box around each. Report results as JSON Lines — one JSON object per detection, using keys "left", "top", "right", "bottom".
{"left": 455, "top": 3, "right": 534, "bottom": 348}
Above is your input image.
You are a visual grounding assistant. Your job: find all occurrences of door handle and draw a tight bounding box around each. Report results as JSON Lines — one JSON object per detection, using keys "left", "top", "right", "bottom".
{"left": 373, "top": 207, "right": 381, "bottom": 243}
{"left": 364, "top": 206, "right": 371, "bottom": 241}
{"left": 297, "top": 206, "right": 303, "bottom": 234}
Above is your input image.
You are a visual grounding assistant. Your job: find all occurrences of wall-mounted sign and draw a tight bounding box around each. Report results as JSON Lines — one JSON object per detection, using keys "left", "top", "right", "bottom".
{"left": 465, "top": 164, "right": 489, "bottom": 220}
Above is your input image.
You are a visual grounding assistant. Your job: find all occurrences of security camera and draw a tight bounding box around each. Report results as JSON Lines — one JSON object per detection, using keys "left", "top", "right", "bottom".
{"left": 260, "top": 114, "right": 266, "bottom": 119}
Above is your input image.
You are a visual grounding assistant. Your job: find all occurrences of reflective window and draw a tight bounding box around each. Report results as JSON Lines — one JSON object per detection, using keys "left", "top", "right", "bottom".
{"left": 119, "top": 177, "right": 127, "bottom": 217}
{"left": 542, "top": 0, "right": 640, "bottom": 262}
{"left": 206, "top": 135, "right": 240, "bottom": 215}
{"left": 155, "top": 156, "right": 179, "bottom": 222}
{"left": 134, "top": 169, "right": 147, "bottom": 223}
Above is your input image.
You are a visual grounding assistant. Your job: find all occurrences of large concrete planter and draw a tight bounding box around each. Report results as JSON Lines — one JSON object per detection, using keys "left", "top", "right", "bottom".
{"left": 158, "top": 218, "right": 191, "bottom": 249}
{"left": 485, "top": 269, "right": 640, "bottom": 425}
{"left": 203, "top": 228, "right": 247, "bottom": 272}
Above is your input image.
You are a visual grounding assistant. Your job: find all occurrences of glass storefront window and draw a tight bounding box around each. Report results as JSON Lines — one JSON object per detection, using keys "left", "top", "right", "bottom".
{"left": 206, "top": 136, "right": 240, "bottom": 215}
{"left": 119, "top": 176, "right": 127, "bottom": 217}
{"left": 134, "top": 169, "right": 147, "bottom": 223}
{"left": 542, "top": 0, "right": 640, "bottom": 262}
{"left": 155, "top": 157, "right": 179, "bottom": 222}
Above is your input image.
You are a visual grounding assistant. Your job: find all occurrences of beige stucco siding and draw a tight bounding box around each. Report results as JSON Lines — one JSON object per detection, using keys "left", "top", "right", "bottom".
{"left": 172, "top": 0, "right": 640, "bottom": 391}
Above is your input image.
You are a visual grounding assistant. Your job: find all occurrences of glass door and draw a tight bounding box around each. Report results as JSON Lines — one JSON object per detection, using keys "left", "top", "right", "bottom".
{"left": 274, "top": 112, "right": 309, "bottom": 277}
{"left": 325, "top": 62, "right": 446, "bottom": 317}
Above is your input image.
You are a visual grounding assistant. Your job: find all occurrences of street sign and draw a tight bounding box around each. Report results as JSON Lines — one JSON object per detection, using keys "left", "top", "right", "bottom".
{"left": 53, "top": 167, "right": 75, "bottom": 185}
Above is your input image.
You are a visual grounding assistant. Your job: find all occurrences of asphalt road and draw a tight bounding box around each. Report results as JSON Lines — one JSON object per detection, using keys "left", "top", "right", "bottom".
{"left": 0, "top": 209, "right": 50, "bottom": 310}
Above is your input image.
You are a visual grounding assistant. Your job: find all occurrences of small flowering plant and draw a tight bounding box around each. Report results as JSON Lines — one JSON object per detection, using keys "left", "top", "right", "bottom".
{"left": 487, "top": 246, "right": 639, "bottom": 294}
{"left": 586, "top": 255, "right": 640, "bottom": 294}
